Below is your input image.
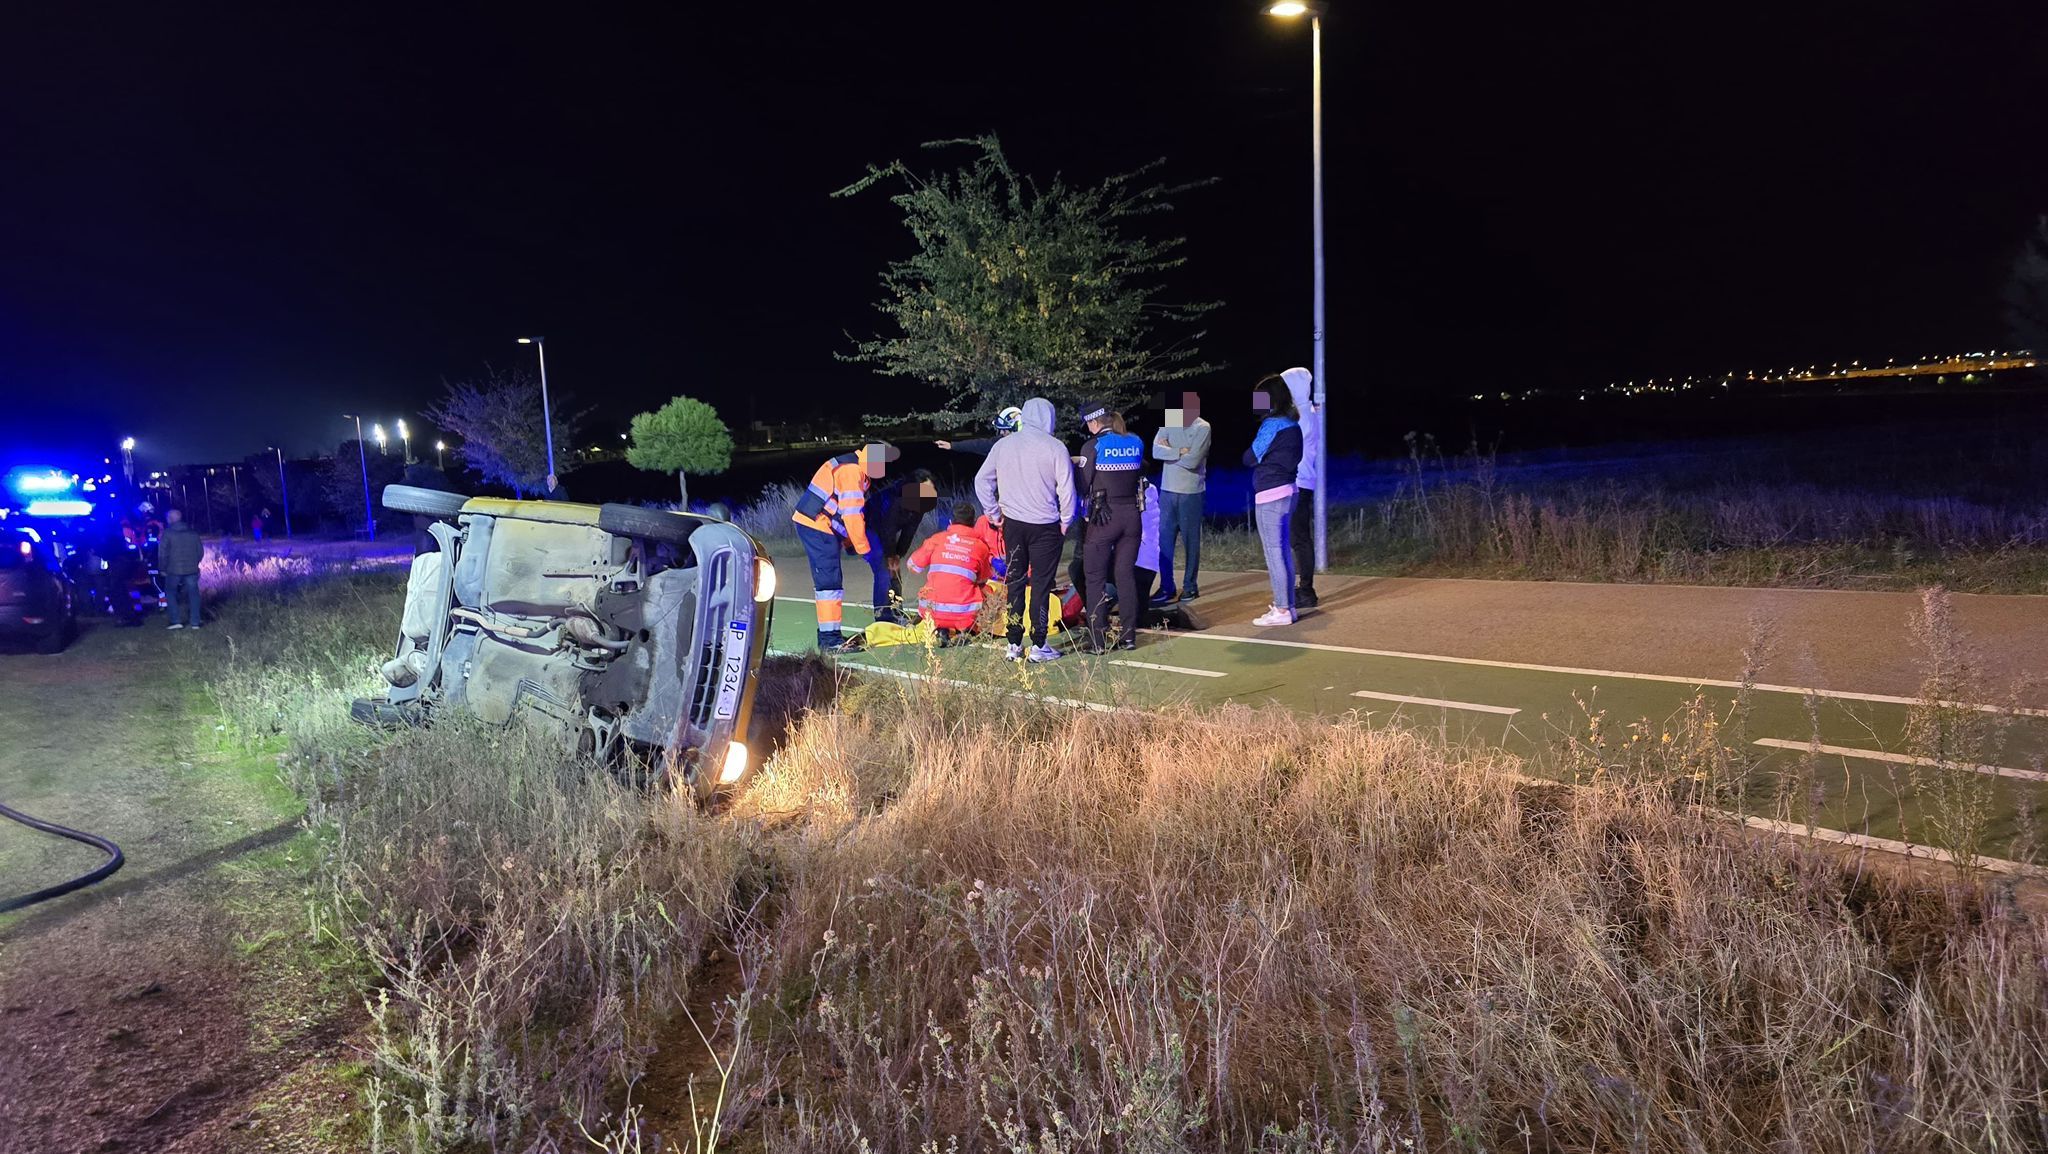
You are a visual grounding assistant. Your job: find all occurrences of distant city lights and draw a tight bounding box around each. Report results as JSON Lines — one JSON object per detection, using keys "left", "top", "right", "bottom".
{"left": 1472, "top": 349, "right": 2039, "bottom": 403}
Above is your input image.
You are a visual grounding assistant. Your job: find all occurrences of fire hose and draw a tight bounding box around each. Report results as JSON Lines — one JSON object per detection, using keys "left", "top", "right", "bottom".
{"left": 0, "top": 800, "right": 125, "bottom": 914}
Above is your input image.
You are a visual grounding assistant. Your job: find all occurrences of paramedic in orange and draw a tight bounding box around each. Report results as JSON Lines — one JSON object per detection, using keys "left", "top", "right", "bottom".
{"left": 907, "top": 501, "right": 997, "bottom": 646}
{"left": 791, "top": 442, "right": 896, "bottom": 650}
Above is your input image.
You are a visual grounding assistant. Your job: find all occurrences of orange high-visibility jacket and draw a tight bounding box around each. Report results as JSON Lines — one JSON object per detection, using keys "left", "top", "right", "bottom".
{"left": 791, "top": 451, "right": 874, "bottom": 554}
{"left": 908, "top": 524, "right": 995, "bottom": 628}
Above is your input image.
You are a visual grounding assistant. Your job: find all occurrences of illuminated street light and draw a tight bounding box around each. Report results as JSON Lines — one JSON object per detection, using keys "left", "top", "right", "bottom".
{"left": 120, "top": 436, "right": 136, "bottom": 485}
{"left": 1263, "top": 0, "right": 1330, "bottom": 572}
{"left": 372, "top": 423, "right": 389, "bottom": 455}
{"left": 517, "top": 336, "right": 557, "bottom": 483}
{"left": 397, "top": 418, "right": 412, "bottom": 463}
{"left": 435, "top": 439, "right": 446, "bottom": 469}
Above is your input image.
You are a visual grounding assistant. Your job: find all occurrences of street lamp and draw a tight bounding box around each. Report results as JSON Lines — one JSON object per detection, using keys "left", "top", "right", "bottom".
{"left": 372, "top": 423, "right": 389, "bottom": 455}
{"left": 228, "top": 464, "right": 244, "bottom": 535}
{"left": 397, "top": 418, "right": 412, "bottom": 463}
{"left": 434, "top": 439, "right": 446, "bottom": 470}
{"left": 120, "top": 437, "right": 136, "bottom": 485}
{"left": 343, "top": 414, "right": 375, "bottom": 540}
{"left": 516, "top": 337, "right": 557, "bottom": 483}
{"left": 1264, "top": 0, "right": 1329, "bottom": 573}
{"left": 267, "top": 446, "right": 294, "bottom": 538}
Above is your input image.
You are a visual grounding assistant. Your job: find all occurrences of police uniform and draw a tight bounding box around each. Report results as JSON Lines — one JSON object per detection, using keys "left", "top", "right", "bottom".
{"left": 1077, "top": 407, "right": 1145, "bottom": 651}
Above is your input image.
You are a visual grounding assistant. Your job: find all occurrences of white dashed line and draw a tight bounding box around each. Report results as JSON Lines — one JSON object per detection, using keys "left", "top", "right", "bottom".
{"left": 1111, "top": 660, "right": 1227, "bottom": 679}
{"left": 1349, "top": 690, "right": 1519, "bottom": 716}
{"left": 1753, "top": 739, "right": 2048, "bottom": 784}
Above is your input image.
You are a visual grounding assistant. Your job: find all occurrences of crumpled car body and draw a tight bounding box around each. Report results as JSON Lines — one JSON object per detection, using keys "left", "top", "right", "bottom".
{"left": 354, "top": 486, "right": 775, "bottom": 797}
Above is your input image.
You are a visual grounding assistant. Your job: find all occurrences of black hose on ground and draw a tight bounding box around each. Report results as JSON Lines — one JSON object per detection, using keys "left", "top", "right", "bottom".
{"left": 0, "top": 800, "right": 125, "bottom": 913}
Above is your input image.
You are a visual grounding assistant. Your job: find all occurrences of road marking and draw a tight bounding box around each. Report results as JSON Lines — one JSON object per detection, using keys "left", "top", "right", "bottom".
{"left": 1112, "top": 660, "right": 1227, "bottom": 678}
{"left": 1753, "top": 739, "right": 2048, "bottom": 784}
{"left": 1141, "top": 629, "right": 2048, "bottom": 717}
{"left": 1735, "top": 814, "right": 2045, "bottom": 877}
{"left": 1349, "top": 690, "right": 1519, "bottom": 716}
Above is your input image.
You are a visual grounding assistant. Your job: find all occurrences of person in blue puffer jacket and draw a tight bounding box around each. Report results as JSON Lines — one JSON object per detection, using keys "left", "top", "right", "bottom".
{"left": 1242, "top": 378, "right": 1303, "bottom": 627}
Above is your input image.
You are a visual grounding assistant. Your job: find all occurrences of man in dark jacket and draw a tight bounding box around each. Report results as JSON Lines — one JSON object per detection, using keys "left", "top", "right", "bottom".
{"left": 158, "top": 508, "right": 204, "bottom": 629}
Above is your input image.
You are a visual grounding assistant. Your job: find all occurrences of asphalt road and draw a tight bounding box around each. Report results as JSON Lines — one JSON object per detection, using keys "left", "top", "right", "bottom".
{"left": 766, "top": 562, "right": 2048, "bottom": 869}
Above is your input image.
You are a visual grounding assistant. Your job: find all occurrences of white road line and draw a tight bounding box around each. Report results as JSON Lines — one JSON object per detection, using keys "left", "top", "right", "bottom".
{"left": 1140, "top": 629, "right": 2048, "bottom": 717}
{"left": 1753, "top": 739, "right": 2048, "bottom": 784}
{"left": 1349, "top": 690, "right": 1519, "bottom": 716}
{"left": 1735, "top": 814, "right": 2045, "bottom": 878}
{"left": 833, "top": 660, "right": 1118, "bottom": 714}
{"left": 1111, "top": 660, "right": 1227, "bottom": 679}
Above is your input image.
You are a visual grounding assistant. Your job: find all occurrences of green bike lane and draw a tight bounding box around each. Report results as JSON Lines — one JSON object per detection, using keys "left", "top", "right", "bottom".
{"left": 762, "top": 589, "right": 2048, "bottom": 869}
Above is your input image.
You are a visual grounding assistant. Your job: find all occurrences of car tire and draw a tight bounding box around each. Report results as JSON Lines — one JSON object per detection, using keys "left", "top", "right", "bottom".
{"left": 382, "top": 484, "right": 470, "bottom": 518}
{"left": 598, "top": 503, "right": 699, "bottom": 545}
{"left": 35, "top": 620, "right": 68, "bottom": 655}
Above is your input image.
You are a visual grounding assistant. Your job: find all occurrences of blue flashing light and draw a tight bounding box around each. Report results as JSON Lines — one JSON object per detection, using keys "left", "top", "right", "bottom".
{"left": 9, "top": 469, "right": 76, "bottom": 495}
{"left": 25, "top": 499, "right": 94, "bottom": 517}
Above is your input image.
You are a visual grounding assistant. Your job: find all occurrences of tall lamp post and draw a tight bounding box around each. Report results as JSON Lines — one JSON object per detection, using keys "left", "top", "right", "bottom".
{"left": 228, "top": 464, "right": 244, "bottom": 535}
{"left": 268, "top": 446, "right": 294, "bottom": 538}
{"left": 120, "top": 437, "right": 136, "bottom": 486}
{"left": 1264, "top": 0, "right": 1329, "bottom": 572}
{"left": 372, "top": 423, "right": 389, "bottom": 456}
{"left": 343, "top": 414, "right": 375, "bottom": 540}
{"left": 434, "top": 439, "right": 446, "bottom": 470}
{"left": 516, "top": 337, "right": 557, "bottom": 483}
{"left": 397, "top": 418, "right": 412, "bottom": 464}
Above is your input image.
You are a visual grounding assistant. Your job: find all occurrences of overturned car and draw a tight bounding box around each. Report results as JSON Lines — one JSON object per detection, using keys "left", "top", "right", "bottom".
{"left": 352, "top": 485, "right": 776, "bottom": 798}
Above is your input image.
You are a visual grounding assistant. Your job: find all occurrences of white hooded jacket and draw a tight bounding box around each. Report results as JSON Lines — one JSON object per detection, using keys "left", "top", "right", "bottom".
{"left": 1282, "top": 366, "right": 1321, "bottom": 491}
{"left": 973, "top": 397, "right": 1077, "bottom": 528}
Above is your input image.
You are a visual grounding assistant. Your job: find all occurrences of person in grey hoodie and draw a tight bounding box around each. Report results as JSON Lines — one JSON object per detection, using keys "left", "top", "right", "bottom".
{"left": 158, "top": 508, "right": 204, "bottom": 629}
{"left": 973, "top": 397, "right": 1076, "bottom": 661}
{"left": 1282, "top": 367, "right": 1322, "bottom": 608}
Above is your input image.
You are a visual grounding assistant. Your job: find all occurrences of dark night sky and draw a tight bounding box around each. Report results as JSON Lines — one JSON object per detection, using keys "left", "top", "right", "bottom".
{"left": 2, "top": 1, "right": 2043, "bottom": 465}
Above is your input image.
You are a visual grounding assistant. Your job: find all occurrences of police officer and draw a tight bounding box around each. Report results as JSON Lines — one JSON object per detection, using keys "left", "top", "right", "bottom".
{"left": 1076, "top": 402, "right": 1144, "bottom": 653}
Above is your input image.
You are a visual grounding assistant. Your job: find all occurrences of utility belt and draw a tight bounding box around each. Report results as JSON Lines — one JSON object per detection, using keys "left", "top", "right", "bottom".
{"left": 1087, "top": 488, "right": 1143, "bottom": 525}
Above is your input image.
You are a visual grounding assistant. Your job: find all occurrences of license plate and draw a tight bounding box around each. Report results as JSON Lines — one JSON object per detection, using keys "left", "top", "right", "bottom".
{"left": 713, "top": 620, "right": 748, "bottom": 720}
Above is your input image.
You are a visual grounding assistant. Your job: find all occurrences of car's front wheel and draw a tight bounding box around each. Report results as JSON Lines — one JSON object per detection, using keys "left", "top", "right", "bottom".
{"left": 382, "top": 484, "right": 470, "bottom": 518}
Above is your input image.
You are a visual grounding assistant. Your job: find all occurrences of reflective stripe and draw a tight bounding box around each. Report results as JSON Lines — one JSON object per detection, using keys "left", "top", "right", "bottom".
{"left": 816, "top": 589, "right": 844, "bottom": 601}
{"left": 929, "top": 563, "right": 980, "bottom": 581}
{"left": 922, "top": 598, "right": 982, "bottom": 615}
{"left": 836, "top": 489, "right": 865, "bottom": 501}
{"left": 907, "top": 560, "right": 927, "bottom": 573}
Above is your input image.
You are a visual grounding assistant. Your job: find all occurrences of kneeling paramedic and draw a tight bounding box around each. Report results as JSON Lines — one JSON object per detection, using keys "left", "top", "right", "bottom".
{"left": 1077, "top": 402, "right": 1144, "bottom": 653}
{"left": 791, "top": 442, "right": 898, "bottom": 650}
{"left": 907, "top": 502, "right": 997, "bottom": 645}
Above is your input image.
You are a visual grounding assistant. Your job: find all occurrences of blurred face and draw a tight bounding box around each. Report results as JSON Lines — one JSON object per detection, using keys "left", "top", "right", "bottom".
{"left": 166, "top": 509, "right": 183, "bottom": 524}
{"left": 1164, "top": 390, "right": 1200, "bottom": 428}
{"left": 908, "top": 479, "right": 937, "bottom": 514}
{"left": 1252, "top": 389, "right": 1274, "bottom": 415}
{"left": 863, "top": 442, "right": 901, "bottom": 478}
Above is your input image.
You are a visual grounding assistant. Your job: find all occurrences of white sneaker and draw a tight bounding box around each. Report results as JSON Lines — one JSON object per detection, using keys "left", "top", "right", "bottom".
{"left": 1027, "top": 644, "right": 1062, "bottom": 662}
{"left": 166, "top": 623, "right": 184, "bottom": 630}
{"left": 1004, "top": 642, "right": 1024, "bottom": 661}
{"left": 1253, "top": 605, "right": 1295, "bottom": 628}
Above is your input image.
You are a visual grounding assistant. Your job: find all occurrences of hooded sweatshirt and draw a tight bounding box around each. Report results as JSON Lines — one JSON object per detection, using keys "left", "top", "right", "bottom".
{"left": 974, "top": 397, "right": 1076, "bottom": 528}
{"left": 1282, "top": 366, "right": 1321, "bottom": 491}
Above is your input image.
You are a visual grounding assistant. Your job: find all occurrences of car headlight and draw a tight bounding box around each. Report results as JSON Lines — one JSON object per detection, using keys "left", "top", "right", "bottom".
{"left": 754, "top": 557, "right": 776, "bottom": 602}
{"left": 718, "top": 740, "right": 750, "bottom": 784}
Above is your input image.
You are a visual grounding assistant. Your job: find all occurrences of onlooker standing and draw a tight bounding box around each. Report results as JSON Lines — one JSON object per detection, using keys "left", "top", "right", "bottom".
{"left": 973, "top": 397, "right": 1075, "bottom": 662}
{"left": 251, "top": 507, "right": 269, "bottom": 542}
{"left": 159, "top": 508, "right": 204, "bottom": 630}
{"left": 1242, "top": 379, "right": 1303, "bottom": 628}
{"left": 1281, "top": 367, "right": 1322, "bottom": 608}
{"left": 1150, "top": 390, "right": 1210, "bottom": 603}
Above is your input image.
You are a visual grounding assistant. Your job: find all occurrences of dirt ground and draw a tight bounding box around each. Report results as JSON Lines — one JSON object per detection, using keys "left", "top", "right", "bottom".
{"left": 0, "top": 619, "right": 353, "bottom": 1154}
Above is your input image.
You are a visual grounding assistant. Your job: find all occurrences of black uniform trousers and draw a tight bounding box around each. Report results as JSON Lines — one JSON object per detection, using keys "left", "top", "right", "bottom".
{"left": 1084, "top": 502, "right": 1141, "bottom": 647}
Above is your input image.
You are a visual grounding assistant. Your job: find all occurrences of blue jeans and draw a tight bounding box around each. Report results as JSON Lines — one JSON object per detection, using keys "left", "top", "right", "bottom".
{"left": 1255, "top": 497, "right": 1293, "bottom": 611}
{"left": 1156, "top": 489, "right": 1203, "bottom": 596}
{"left": 167, "top": 573, "right": 201, "bottom": 627}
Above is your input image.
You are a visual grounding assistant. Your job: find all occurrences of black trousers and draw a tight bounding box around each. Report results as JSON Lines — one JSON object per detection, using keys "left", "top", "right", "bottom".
{"left": 1292, "top": 486, "right": 1316, "bottom": 591}
{"left": 1002, "top": 518, "right": 1064, "bottom": 646}
{"left": 1084, "top": 503, "right": 1141, "bottom": 647}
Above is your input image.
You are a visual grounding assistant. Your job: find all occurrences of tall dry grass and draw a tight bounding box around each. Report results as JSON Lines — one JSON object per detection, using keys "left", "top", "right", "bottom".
{"left": 731, "top": 675, "right": 2048, "bottom": 1153}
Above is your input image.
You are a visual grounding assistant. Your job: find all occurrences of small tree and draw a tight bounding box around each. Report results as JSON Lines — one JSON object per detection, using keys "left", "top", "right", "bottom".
{"left": 835, "top": 135, "right": 1221, "bottom": 430}
{"left": 626, "top": 396, "right": 733, "bottom": 507}
{"left": 2005, "top": 215, "right": 2048, "bottom": 370}
{"left": 427, "top": 368, "right": 584, "bottom": 497}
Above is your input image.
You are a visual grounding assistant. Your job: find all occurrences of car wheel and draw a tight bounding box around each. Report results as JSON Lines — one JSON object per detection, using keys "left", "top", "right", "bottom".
{"left": 382, "top": 484, "right": 471, "bottom": 518}
{"left": 34, "top": 620, "right": 67, "bottom": 655}
{"left": 597, "top": 503, "right": 699, "bottom": 545}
